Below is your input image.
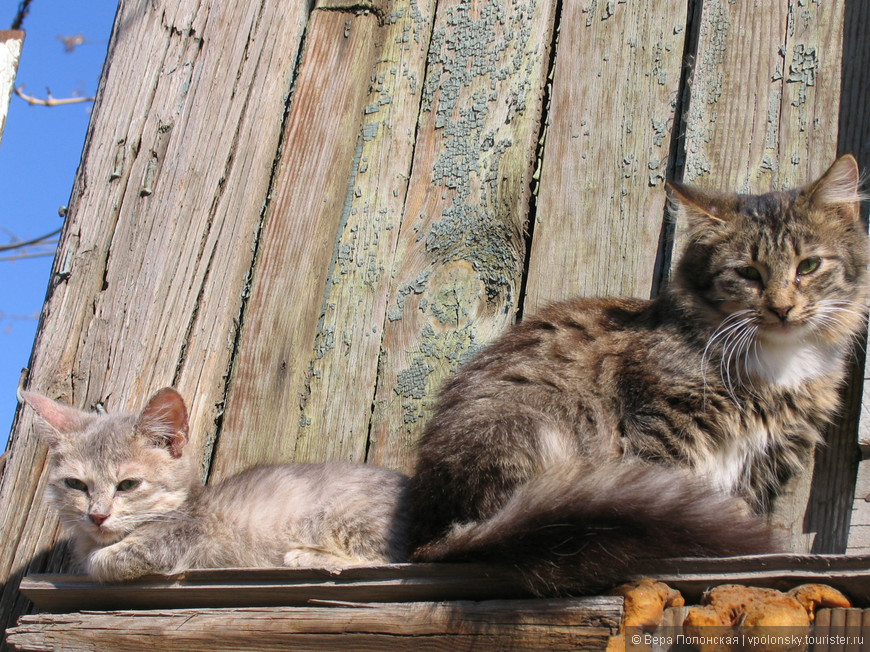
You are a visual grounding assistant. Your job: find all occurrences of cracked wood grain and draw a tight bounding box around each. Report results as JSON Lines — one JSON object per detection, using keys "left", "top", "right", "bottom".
{"left": 0, "top": 0, "right": 311, "bottom": 638}
{"left": 524, "top": 0, "right": 689, "bottom": 309}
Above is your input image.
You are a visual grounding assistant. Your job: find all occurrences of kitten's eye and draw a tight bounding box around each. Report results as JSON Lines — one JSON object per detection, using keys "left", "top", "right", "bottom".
{"left": 116, "top": 479, "right": 141, "bottom": 492}
{"left": 797, "top": 256, "right": 821, "bottom": 276}
{"left": 736, "top": 266, "right": 762, "bottom": 282}
{"left": 64, "top": 478, "right": 88, "bottom": 492}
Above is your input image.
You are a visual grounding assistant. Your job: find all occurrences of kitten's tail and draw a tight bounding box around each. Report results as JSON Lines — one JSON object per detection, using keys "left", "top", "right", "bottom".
{"left": 411, "top": 464, "right": 777, "bottom": 596}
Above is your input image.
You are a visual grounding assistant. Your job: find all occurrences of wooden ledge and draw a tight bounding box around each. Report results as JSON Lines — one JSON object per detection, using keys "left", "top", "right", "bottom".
{"left": 9, "top": 555, "right": 870, "bottom": 652}
{"left": 20, "top": 563, "right": 530, "bottom": 613}
{"left": 19, "top": 554, "right": 870, "bottom": 614}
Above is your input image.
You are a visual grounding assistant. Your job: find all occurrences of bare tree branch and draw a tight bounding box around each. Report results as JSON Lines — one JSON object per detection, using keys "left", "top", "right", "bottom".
{"left": 0, "top": 252, "right": 56, "bottom": 262}
{"left": 0, "top": 227, "right": 61, "bottom": 253}
{"left": 0, "top": 311, "right": 39, "bottom": 321}
{"left": 14, "top": 86, "right": 95, "bottom": 107}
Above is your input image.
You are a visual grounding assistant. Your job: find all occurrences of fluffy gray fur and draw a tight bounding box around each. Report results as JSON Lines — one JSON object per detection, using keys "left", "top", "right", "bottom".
{"left": 25, "top": 387, "right": 410, "bottom": 582}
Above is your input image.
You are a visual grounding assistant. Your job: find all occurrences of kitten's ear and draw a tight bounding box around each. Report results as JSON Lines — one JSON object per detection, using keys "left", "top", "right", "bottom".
{"left": 804, "top": 155, "right": 864, "bottom": 222}
{"left": 667, "top": 181, "right": 729, "bottom": 241}
{"left": 136, "top": 388, "right": 189, "bottom": 458}
{"left": 21, "top": 392, "right": 95, "bottom": 448}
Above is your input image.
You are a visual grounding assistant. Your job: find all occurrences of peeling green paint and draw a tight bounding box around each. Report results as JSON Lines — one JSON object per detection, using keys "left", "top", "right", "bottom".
{"left": 424, "top": 200, "right": 517, "bottom": 301}
{"left": 685, "top": 0, "right": 731, "bottom": 181}
{"left": 684, "top": 0, "right": 731, "bottom": 180}
{"left": 376, "top": 0, "right": 549, "bottom": 454}
{"left": 786, "top": 43, "right": 817, "bottom": 134}
{"left": 583, "top": 0, "right": 598, "bottom": 27}
{"left": 394, "top": 356, "right": 434, "bottom": 401}
{"left": 393, "top": 321, "right": 480, "bottom": 424}
{"left": 416, "top": 0, "right": 534, "bottom": 302}
{"left": 764, "top": 87, "right": 781, "bottom": 153}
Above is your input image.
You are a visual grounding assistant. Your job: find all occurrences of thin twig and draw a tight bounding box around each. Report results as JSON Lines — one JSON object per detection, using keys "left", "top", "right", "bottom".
{"left": 14, "top": 86, "right": 95, "bottom": 107}
{"left": 0, "top": 228, "right": 62, "bottom": 253}
{"left": 1, "top": 312, "right": 39, "bottom": 321}
{"left": 0, "top": 252, "right": 57, "bottom": 262}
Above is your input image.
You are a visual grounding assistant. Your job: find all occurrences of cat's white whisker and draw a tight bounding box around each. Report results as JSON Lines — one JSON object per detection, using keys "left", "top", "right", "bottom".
{"left": 735, "top": 325, "right": 761, "bottom": 400}
{"left": 705, "top": 310, "right": 758, "bottom": 406}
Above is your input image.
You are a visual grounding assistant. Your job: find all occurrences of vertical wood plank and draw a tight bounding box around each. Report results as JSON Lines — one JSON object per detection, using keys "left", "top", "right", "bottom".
{"left": 291, "top": 0, "right": 437, "bottom": 465}
{"left": 208, "top": 9, "right": 382, "bottom": 481}
{"left": 0, "top": 0, "right": 311, "bottom": 637}
{"left": 841, "top": 0, "right": 870, "bottom": 556}
{"left": 681, "top": 1, "right": 786, "bottom": 189}
{"left": 524, "top": 0, "right": 688, "bottom": 310}
{"left": 365, "top": 0, "right": 557, "bottom": 471}
{"left": 848, "top": 459, "right": 870, "bottom": 554}
{"left": 678, "top": 0, "right": 849, "bottom": 552}
{"left": 679, "top": 0, "right": 845, "bottom": 192}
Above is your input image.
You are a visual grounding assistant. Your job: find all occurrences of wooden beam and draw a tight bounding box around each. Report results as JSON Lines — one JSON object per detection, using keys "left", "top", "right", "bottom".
{"left": 209, "top": 0, "right": 438, "bottom": 472}
{"left": 840, "top": 0, "right": 870, "bottom": 557}
{"left": 6, "top": 598, "right": 622, "bottom": 652}
{"left": 18, "top": 563, "right": 531, "bottom": 613}
{"left": 16, "top": 555, "right": 870, "bottom": 616}
{"left": 206, "top": 7, "right": 385, "bottom": 480}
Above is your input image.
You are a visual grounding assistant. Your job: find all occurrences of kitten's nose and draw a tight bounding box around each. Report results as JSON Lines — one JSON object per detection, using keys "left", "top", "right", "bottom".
{"left": 89, "top": 513, "right": 110, "bottom": 526}
{"left": 769, "top": 305, "right": 793, "bottom": 321}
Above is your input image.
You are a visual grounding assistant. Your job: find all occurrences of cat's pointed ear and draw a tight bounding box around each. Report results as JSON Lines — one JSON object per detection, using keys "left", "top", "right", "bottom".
{"left": 21, "top": 391, "right": 95, "bottom": 448}
{"left": 136, "top": 388, "right": 189, "bottom": 458}
{"left": 667, "top": 181, "right": 730, "bottom": 241}
{"left": 804, "top": 154, "right": 864, "bottom": 222}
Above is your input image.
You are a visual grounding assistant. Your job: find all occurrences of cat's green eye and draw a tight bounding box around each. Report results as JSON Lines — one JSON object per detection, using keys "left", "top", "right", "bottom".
{"left": 64, "top": 478, "right": 88, "bottom": 492}
{"left": 797, "top": 256, "right": 821, "bottom": 276}
{"left": 736, "top": 266, "right": 762, "bottom": 282}
{"left": 116, "top": 479, "right": 142, "bottom": 492}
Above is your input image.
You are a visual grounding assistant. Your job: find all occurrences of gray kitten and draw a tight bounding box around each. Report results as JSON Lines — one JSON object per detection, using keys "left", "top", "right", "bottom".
{"left": 25, "top": 387, "right": 410, "bottom": 582}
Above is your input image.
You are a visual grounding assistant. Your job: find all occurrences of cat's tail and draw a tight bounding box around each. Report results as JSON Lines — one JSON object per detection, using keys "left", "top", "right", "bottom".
{"left": 410, "top": 463, "right": 777, "bottom": 596}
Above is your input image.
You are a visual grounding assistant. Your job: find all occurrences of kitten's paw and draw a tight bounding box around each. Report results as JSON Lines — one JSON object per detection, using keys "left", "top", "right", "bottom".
{"left": 86, "top": 543, "right": 152, "bottom": 582}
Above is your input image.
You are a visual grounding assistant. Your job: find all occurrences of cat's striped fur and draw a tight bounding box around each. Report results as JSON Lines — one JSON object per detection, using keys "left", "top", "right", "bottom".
{"left": 409, "top": 156, "right": 869, "bottom": 595}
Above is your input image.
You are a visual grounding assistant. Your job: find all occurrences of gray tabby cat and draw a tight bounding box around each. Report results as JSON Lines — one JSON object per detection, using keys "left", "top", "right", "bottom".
{"left": 25, "top": 387, "right": 409, "bottom": 582}
{"left": 409, "top": 155, "right": 869, "bottom": 595}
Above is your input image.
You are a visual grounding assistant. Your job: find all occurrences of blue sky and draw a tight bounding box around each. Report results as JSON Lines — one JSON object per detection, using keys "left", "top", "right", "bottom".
{"left": 0, "top": 1, "right": 117, "bottom": 449}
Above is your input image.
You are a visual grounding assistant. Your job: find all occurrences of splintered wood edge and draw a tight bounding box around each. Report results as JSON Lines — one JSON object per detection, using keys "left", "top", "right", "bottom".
{"left": 19, "top": 555, "right": 870, "bottom": 613}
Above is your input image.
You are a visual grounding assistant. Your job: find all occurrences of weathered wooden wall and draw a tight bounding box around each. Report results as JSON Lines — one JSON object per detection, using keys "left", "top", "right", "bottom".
{"left": 1, "top": 0, "right": 869, "bottom": 643}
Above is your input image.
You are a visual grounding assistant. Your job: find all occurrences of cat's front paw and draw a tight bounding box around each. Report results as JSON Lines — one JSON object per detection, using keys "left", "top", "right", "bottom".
{"left": 86, "top": 542, "right": 153, "bottom": 582}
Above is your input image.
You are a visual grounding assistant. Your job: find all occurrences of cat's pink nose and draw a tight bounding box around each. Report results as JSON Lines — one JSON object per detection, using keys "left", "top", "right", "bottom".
{"left": 769, "top": 305, "right": 793, "bottom": 321}
{"left": 89, "top": 513, "right": 110, "bottom": 526}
